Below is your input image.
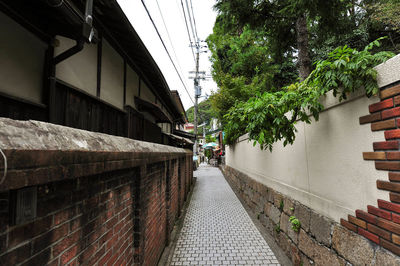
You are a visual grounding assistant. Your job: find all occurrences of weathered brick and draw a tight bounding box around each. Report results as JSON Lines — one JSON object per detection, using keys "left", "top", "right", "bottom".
{"left": 367, "top": 205, "right": 392, "bottom": 220}
{"left": 387, "top": 152, "right": 400, "bottom": 160}
{"left": 381, "top": 84, "right": 400, "bottom": 99}
{"left": 377, "top": 217, "right": 400, "bottom": 235}
{"left": 393, "top": 213, "right": 400, "bottom": 224}
{"left": 371, "top": 119, "right": 396, "bottom": 131}
{"left": 378, "top": 199, "right": 400, "bottom": 213}
{"left": 377, "top": 180, "right": 400, "bottom": 193}
{"left": 360, "top": 112, "right": 381, "bottom": 124}
{"left": 373, "top": 141, "right": 399, "bottom": 150}
{"left": 356, "top": 210, "right": 378, "bottom": 225}
{"left": 362, "top": 152, "right": 386, "bottom": 160}
{"left": 381, "top": 238, "right": 400, "bottom": 256}
{"left": 382, "top": 107, "right": 400, "bottom": 119}
{"left": 367, "top": 223, "right": 391, "bottom": 240}
{"left": 340, "top": 219, "right": 357, "bottom": 233}
{"left": 389, "top": 172, "right": 400, "bottom": 182}
{"left": 280, "top": 212, "right": 289, "bottom": 234}
{"left": 393, "top": 234, "right": 400, "bottom": 245}
{"left": 358, "top": 227, "right": 379, "bottom": 244}
{"left": 390, "top": 192, "right": 400, "bottom": 204}
{"left": 376, "top": 161, "right": 400, "bottom": 171}
{"left": 369, "top": 98, "right": 394, "bottom": 113}
{"left": 385, "top": 129, "right": 400, "bottom": 140}
{"left": 348, "top": 215, "right": 367, "bottom": 229}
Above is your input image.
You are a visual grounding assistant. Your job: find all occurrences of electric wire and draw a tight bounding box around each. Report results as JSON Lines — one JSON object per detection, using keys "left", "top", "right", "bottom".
{"left": 184, "top": 0, "right": 197, "bottom": 44}
{"left": 179, "top": 0, "right": 196, "bottom": 62}
{"left": 155, "top": 0, "right": 190, "bottom": 91}
{"left": 0, "top": 148, "right": 7, "bottom": 186}
{"left": 188, "top": 0, "right": 199, "bottom": 41}
{"left": 140, "top": 0, "right": 195, "bottom": 104}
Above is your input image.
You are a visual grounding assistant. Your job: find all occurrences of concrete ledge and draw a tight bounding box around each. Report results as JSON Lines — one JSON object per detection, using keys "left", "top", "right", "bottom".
{"left": 0, "top": 118, "right": 191, "bottom": 191}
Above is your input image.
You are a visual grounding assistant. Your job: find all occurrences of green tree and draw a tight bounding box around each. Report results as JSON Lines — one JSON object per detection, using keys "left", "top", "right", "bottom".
{"left": 186, "top": 98, "right": 214, "bottom": 126}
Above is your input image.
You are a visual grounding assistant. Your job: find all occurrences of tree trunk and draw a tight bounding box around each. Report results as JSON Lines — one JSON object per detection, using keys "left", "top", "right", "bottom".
{"left": 296, "top": 14, "right": 311, "bottom": 80}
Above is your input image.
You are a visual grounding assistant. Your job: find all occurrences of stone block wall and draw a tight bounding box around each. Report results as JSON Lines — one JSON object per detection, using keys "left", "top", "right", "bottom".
{"left": 0, "top": 118, "right": 193, "bottom": 265}
{"left": 222, "top": 166, "right": 400, "bottom": 265}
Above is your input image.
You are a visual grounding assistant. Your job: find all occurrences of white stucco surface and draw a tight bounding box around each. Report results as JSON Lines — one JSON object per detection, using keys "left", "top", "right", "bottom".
{"left": 55, "top": 36, "right": 98, "bottom": 96}
{"left": 0, "top": 11, "right": 46, "bottom": 103}
{"left": 100, "top": 39, "right": 124, "bottom": 109}
{"left": 226, "top": 57, "right": 400, "bottom": 222}
{"left": 226, "top": 94, "right": 389, "bottom": 222}
{"left": 375, "top": 54, "right": 400, "bottom": 88}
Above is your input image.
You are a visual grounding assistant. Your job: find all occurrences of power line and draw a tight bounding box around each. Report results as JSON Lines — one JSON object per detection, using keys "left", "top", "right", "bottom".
{"left": 155, "top": 0, "right": 190, "bottom": 90}
{"left": 184, "top": 0, "right": 197, "bottom": 44}
{"left": 179, "top": 0, "right": 196, "bottom": 62}
{"left": 188, "top": 0, "right": 199, "bottom": 41}
{"left": 140, "top": 0, "right": 194, "bottom": 105}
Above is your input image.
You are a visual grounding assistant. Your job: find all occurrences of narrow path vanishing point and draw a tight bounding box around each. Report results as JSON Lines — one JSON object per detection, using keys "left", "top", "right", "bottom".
{"left": 169, "top": 164, "right": 281, "bottom": 265}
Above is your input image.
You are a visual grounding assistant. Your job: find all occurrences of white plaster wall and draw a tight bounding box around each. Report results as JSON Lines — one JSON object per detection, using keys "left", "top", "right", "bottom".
{"left": 0, "top": 11, "right": 46, "bottom": 103}
{"left": 126, "top": 65, "right": 139, "bottom": 108}
{"left": 55, "top": 36, "right": 97, "bottom": 96}
{"left": 226, "top": 57, "right": 400, "bottom": 222}
{"left": 100, "top": 39, "right": 124, "bottom": 109}
{"left": 226, "top": 94, "right": 388, "bottom": 222}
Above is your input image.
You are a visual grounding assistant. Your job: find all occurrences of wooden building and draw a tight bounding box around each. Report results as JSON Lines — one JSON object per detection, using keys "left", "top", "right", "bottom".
{"left": 0, "top": 0, "right": 189, "bottom": 147}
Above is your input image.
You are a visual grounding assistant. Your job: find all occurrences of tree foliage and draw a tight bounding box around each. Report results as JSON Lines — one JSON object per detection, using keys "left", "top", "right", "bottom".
{"left": 186, "top": 98, "right": 214, "bottom": 126}
{"left": 207, "top": 0, "right": 399, "bottom": 151}
{"left": 224, "top": 40, "right": 394, "bottom": 151}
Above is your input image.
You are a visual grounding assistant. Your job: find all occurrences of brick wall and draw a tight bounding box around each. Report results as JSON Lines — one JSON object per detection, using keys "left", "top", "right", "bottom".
{"left": 0, "top": 118, "right": 193, "bottom": 265}
{"left": 338, "top": 82, "right": 400, "bottom": 256}
{"left": 222, "top": 166, "right": 400, "bottom": 265}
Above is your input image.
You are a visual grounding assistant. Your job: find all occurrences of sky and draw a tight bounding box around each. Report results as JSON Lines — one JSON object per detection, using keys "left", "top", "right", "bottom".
{"left": 117, "top": 0, "right": 218, "bottom": 110}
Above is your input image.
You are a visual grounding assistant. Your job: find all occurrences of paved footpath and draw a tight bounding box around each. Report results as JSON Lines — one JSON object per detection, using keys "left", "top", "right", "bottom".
{"left": 169, "top": 164, "right": 280, "bottom": 265}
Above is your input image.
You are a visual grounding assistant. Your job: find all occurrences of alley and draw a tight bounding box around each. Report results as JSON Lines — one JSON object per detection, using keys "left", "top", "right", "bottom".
{"left": 169, "top": 165, "right": 280, "bottom": 265}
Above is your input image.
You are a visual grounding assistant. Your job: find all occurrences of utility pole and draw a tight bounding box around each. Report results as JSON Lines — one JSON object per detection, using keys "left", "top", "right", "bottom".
{"left": 189, "top": 42, "right": 206, "bottom": 155}
{"left": 193, "top": 45, "right": 200, "bottom": 155}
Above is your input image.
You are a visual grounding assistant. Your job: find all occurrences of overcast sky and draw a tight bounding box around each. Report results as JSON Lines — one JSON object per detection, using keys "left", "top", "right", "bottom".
{"left": 117, "top": 0, "right": 218, "bottom": 110}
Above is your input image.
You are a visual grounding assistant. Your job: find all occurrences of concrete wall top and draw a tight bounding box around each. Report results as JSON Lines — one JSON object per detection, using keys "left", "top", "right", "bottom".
{"left": 0, "top": 118, "right": 191, "bottom": 191}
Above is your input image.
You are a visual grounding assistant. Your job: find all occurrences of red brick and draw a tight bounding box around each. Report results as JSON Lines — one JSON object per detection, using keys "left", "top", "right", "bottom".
{"left": 371, "top": 119, "right": 396, "bottom": 131}
{"left": 382, "top": 107, "right": 400, "bottom": 119}
{"left": 381, "top": 238, "right": 400, "bottom": 256}
{"left": 395, "top": 95, "right": 400, "bottom": 106}
{"left": 378, "top": 199, "right": 400, "bottom": 213}
{"left": 53, "top": 229, "right": 82, "bottom": 257}
{"left": 387, "top": 152, "right": 400, "bottom": 160}
{"left": 367, "top": 223, "right": 391, "bottom": 240}
{"left": 348, "top": 215, "right": 367, "bottom": 229}
{"left": 377, "top": 217, "right": 400, "bottom": 235}
{"left": 389, "top": 172, "right": 400, "bottom": 182}
{"left": 381, "top": 84, "right": 400, "bottom": 99}
{"left": 341, "top": 219, "right": 357, "bottom": 232}
{"left": 373, "top": 141, "right": 399, "bottom": 150}
{"left": 377, "top": 180, "right": 400, "bottom": 193}
{"left": 60, "top": 244, "right": 79, "bottom": 265}
{"left": 0, "top": 243, "right": 31, "bottom": 265}
{"left": 369, "top": 98, "right": 394, "bottom": 113}
{"left": 360, "top": 112, "right": 382, "bottom": 124}
{"left": 358, "top": 227, "right": 379, "bottom": 244}
{"left": 99, "top": 250, "right": 112, "bottom": 265}
{"left": 385, "top": 129, "right": 400, "bottom": 140}
{"left": 368, "top": 205, "right": 392, "bottom": 220}
{"left": 393, "top": 213, "right": 400, "bottom": 224}
{"left": 356, "top": 210, "right": 378, "bottom": 225}
{"left": 376, "top": 161, "right": 400, "bottom": 171}
{"left": 390, "top": 193, "right": 400, "bottom": 204}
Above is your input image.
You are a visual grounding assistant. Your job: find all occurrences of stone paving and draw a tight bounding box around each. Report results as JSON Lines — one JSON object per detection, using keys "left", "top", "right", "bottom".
{"left": 169, "top": 164, "right": 280, "bottom": 266}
